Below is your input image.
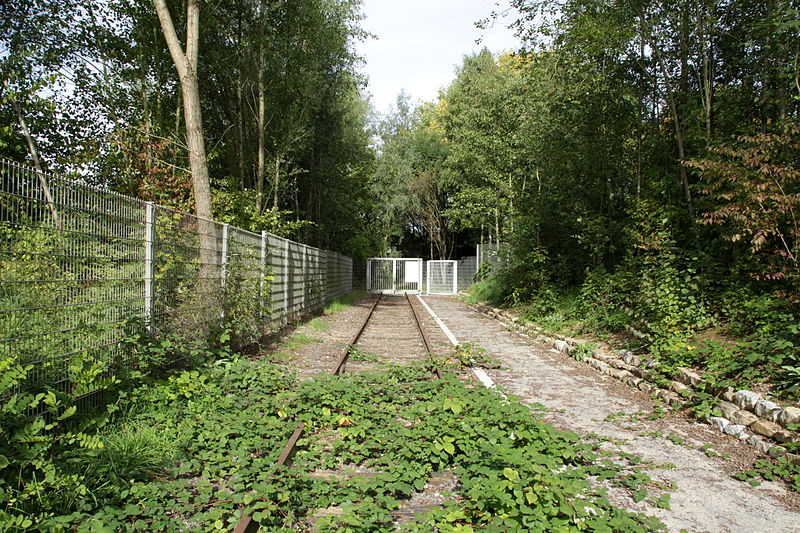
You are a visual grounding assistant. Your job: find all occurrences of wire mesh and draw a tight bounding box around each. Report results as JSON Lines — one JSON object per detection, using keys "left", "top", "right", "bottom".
{"left": 366, "top": 258, "right": 423, "bottom": 293}
{"left": 427, "top": 260, "right": 457, "bottom": 295}
{"left": 477, "top": 242, "right": 507, "bottom": 278}
{"left": 0, "top": 158, "right": 352, "bottom": 402}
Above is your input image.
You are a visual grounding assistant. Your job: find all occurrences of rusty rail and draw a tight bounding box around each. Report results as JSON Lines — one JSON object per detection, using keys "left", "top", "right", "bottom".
{"left": 235, "top": 292, "right": 441, "bottom": 531}
{"left": 406, "top": 293, "right": 441, "bottom": 379}
{"left": 330, "top": 293, "right": 381, "bottom": 375}
{"left": 233, "top": 423, "right": 305, "bottom": 533}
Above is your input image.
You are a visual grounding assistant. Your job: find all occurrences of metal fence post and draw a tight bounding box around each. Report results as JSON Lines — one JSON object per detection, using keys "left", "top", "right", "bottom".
{"left": 221, "top": 224, "right": 230, "bottom": 288}
{"left": 283, "top": 238, "right": 290, "bottom": 323}
{"left": 418, "top": 259, "right": 423, "bottom": 294}
{"left": 260, "top": 231, "right": 267, "bottom": 320}
{"left": 426, "top": 260, "right": 430, "bottom": 296}
{"left": 366, "top": 258, "right": 372, "bottom": 291}
{"left": 392, "top": 258, "right": 397, "bottom": 293}
{"left": 144, "top": 202, "right": 155, "bottom": 331}
{"left": 301, "top": 244, "right": 308, "bottom": 314}
{"left": 220, "top": 224, "right": 229, "bottom": 319}
{"left": 453, "top": 261, "right": 458, "bottom": 295}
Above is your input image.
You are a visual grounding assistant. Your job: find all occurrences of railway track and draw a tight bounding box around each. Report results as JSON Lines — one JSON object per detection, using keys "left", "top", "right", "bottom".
{"left": 332, "top": 293, "right": 441, "bottom": 377}
{"left": 235, "top": 292, "right": 443, "bottom": 532}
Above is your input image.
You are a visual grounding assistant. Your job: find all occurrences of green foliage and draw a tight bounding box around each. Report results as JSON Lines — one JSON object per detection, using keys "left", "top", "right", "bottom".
{"left": 0, "top": 355, "right": 113, "bottom": 527}
{"left": 572, "top": 343, "right": 599, "bottom": 362}
{"left": 736, "top": 456, "right": 800, "bottom": 493}
{"left": 324, "top": 290, "right": 368, "bottom": 314}
{"left": 2, "top": 352, "right": 672, "bottom": 530}
{"left": 688, "top": 129, "right": 800, "bottom": 283}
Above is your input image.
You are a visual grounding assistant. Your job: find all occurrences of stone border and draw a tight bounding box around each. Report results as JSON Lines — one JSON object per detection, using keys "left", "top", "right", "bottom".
{"left": 469, "top": 302, "right": 800, "bottom": 465}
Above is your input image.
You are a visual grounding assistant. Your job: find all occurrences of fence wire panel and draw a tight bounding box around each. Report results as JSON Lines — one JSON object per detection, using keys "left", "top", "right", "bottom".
{"left": 366, "top": 258, "right": 422, "bottom": 293}
{"left": 1, "top": 159, "right": 146, "bottom": 400}
{"left": 0, "top": 158, "right": 352, "bottom": 400}
{"left": 427, "top": 260, "right": 457, "bottom": 295}
{"left": 456, "top": 256, "right": 477, "bottom": 291}
{"left": 477, "top": 242, "right": 507, "bottom": 277}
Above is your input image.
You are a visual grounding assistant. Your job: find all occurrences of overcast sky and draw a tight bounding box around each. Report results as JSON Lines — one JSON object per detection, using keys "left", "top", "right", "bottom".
{"left": 355, "top": 0, "right": 521, "bottom": 114}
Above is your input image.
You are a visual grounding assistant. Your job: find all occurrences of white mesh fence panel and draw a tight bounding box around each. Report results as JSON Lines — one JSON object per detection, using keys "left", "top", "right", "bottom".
{"left": 426, "top": 260, "right": 457, "bottom": 295}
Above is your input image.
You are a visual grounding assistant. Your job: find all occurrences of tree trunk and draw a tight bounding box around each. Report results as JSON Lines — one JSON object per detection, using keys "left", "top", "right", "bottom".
{"left": 635, "top": 5, "right": 696, "bottom": 225}
{"left": 8, "top": 90, "right": 59, "bottom": 229}
{"left": 273, "top": 155, "right": 281, "bottom": 210}
{"left": 256, "top": 30, "right": 267, "bottom": 214}
{"left": 154, "top": 0, "right": 217, "bottom": 304}
{"left": 698, "top": 1, "right": 715, "bottom": 142}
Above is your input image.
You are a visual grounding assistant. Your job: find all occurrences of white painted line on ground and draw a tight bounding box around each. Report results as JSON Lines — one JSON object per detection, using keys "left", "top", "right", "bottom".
{"left": 416, "top": 294, "right": 498, "bottom": 391}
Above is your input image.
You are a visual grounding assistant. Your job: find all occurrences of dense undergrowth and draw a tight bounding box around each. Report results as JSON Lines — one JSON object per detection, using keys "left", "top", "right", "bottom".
{"left": 468, "top": 249, "right": 800, "bottom": 403}
{"left": 1, "top": 359, "right": 669, "bottom": 532}
{"left": 0, "top": 292, "right": 363, "bottom": 531}
{"left": 2, "top": 291, "right": 670, "bottom": 532}
{"left": 467, "top": 235, "right": 800, "bottom": 493}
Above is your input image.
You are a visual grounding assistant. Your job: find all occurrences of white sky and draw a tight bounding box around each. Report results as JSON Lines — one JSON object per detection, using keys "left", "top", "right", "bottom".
{"left": 355, "top": 0, "right": 520, "bottom": 113}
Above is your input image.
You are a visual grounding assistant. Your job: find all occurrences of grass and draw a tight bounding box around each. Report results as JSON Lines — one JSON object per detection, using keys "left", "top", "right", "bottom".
{"left": 308, "top": 318, "right": 329, "bottom": 331}
{"left": 323, "top": 289, "right": 368, "bottom": 314}
{"left": 263, "top": 289, "right": 367, "bottom": 361}
{"left": 92, "top": 422, "right": 177, "bottom": 486}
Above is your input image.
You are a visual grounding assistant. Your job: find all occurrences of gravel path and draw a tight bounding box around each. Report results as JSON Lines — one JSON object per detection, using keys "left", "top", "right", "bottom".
{"left": 421, "top": 296, "right": 800, "bottom": 533}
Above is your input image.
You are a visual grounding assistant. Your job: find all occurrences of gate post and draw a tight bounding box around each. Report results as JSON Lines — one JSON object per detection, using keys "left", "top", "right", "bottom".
{"left": 453, "top": 261, "right": 458, "bottom": 295}
{"left": 426, "top": 260, "right": 430, "bottom": 296}
{"left": 392, "top": 258, "right": 397, "bottom": 293}
{"left": 366, "top": 258, "right": 372, "bottom": 291}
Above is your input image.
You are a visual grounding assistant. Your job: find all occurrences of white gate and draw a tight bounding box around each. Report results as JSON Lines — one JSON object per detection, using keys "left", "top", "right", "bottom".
{"left": 367, "top": 258, "right": 423, "bottom": 293}
{"left": 427, "top": 260, "right": 458, "bottom": 295}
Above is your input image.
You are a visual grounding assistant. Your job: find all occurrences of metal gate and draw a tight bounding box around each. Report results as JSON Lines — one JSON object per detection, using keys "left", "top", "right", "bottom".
{"left": 367, "top": 258, "right": 423, "bottom": 293}
{"left": 426, "top": 260, "right": 458, "bottom": 295}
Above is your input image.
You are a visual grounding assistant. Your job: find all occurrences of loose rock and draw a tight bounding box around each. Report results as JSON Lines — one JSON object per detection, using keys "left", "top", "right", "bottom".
{"left": 778, "top": 406, "right": 800, "bottom": 427}
{"left": 751, "top": 420, "right": 782, "bottom": 439}
{"left": 553, "top": 339, "right": 570, "bottom": 353}
{"left": 733, "top": 390, "right": 761, "bottom": 410}
{"left": 709, "top": 417, "right": 730, "bottom": 432}
{"left": 717, "top": 401, "right": 739, "bottom": 419}
{"left": 722, "top": 388, "right": 735, "bottom": 402}
{"left": 754, "top": 399, "right": 781, "bottom": 418}
{"left": 669, "top": 381, "right": 689, "bottom": 394}
{"left": 773, "top": 430, "right": 795, "bottom": 444}
{"left": 768, "top": 446, "right": 787, "bottom": 459}
{"left": 730, "top": 410, "right": 759, "bottom": 427}
{"left": 674, "top": 366, "right": 703, "bottom": 387}
{"left": 723, "top": 424, "right": 747, "bottom": 437}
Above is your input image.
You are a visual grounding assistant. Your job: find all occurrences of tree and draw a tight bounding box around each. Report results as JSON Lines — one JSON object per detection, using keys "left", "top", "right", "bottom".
{"left": 153, "top": 0, "right": 212, "bottom": 223}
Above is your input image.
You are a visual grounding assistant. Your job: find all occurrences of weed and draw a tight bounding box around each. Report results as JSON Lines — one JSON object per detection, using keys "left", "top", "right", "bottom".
{"left": 666, "top": 433, "right": 685, "bottom": 446}
{"left": 323, "top": 290, "right": 368, "bottom": 314}
{"left": 308, "top": 318, "right": 330, "bottom": 331}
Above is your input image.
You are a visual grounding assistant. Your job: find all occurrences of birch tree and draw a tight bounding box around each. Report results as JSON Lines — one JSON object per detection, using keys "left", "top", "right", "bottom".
{"left": 153, "top": 0, "right": 213, "bottom": 223}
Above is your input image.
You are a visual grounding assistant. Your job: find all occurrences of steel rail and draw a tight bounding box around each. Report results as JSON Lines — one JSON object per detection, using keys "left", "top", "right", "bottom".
{"left": 234, "top": 292, "right": 439, "bottom": 531}
{"left": 233, "top": 423, "right": 306, "bottom": 533}
{"left": 330, "top": 293, "right": 381, "bottom": 375}
{"left": 405, "top": 293, "right": 442, "bottom": 379}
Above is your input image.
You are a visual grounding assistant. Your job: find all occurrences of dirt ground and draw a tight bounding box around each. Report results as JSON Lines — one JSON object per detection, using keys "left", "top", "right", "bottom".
{"left": 421, "top": 295, "right": 800, "bottom": 533}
